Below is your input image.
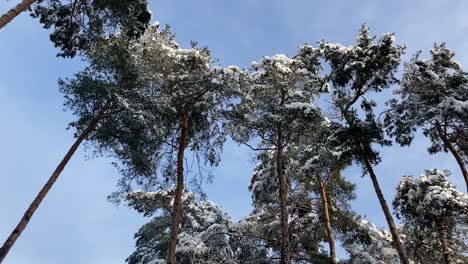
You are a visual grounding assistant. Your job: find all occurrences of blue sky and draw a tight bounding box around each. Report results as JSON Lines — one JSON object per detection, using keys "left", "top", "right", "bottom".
{"left": 0, "top": 0, "right": 466, "bottom": 263}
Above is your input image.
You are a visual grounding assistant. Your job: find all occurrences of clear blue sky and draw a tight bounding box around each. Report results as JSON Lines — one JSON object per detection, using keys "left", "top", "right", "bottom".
{"left": 0, "top": 0, "right": 466, "bottom": 263}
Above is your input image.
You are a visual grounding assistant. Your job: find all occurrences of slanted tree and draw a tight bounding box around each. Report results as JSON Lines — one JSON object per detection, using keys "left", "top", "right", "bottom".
{"left": 385, "top": 44, "right": 468, "bottom": 190}
{"left": 124, "top": 25, "right": 244, "bottom": 264}
{"left": 1, "top": 0, "right": 151, "bottom": 57}
{"left": 0, "top": 30, "right": 162, "bottom": 263}
{"left": 299, "top": 25, "right": 409, "bottom": 263}
{"left": 126, "top": 189, "right": 269, "bottom": 264}
{"left": 393, "top": 169, "right": 468, "bottom": 264}
{"left": 226, "top": 51, "right": 325, "bottom": 263}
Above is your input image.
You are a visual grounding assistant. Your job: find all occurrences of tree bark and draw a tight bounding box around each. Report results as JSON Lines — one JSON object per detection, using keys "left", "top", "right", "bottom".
{"left": 276, "top": 127, "right": 290, "bottom": 264}
{"left": 0, "top": 105, "right": 108, "bottom": 263}
{"left": 318, "top": 177, "right": 337, "bottom": 264}
{"left": 341, "top": 108, "right": 409, "bottom": 264}
{"left": 436, "top": 220, "right": 451, "bottom": 264}
{"left": 167, "top": 109, "right": 189, "bottom": 264}
{"left": 435, "top": 123, "right": 468, "bottom": 191}
{"left": 0, "top": 0, "right": 38, "bottom": 30}
{"left": 361, "top": 156, "right": 409, "bottom": 264}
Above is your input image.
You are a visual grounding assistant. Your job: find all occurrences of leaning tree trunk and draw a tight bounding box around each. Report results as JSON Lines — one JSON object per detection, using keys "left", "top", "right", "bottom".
{"left": 0, "top": 0, "right": 38, "bottom": 30}
{"left": 167, "top": 110, "right": 189, "bottom": 264}
{"left": 435, "top": 123, "right": 468, "bottom": 191}
{"left": 318, "top": 177, "right": 337, "bottom": 264}
{"left": 436, "top": 220, "right": 451, "bottom": 264}
{"left": 0, "top": 105, "right": 108, "bottom": 263}
{"left": 341, "top": 108, "right": 409, "bottom": 264}
{"left": 361, "top": 155, "right": 409, "bottom": 264}
{"left": 276, "top": 127, "right": 291, "bottom": 264}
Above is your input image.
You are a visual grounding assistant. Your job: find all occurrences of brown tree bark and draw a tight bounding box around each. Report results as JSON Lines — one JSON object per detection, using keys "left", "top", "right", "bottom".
{"left": 436, "top": 220, "right": 451, "bottom": 264}
{"left": 341, "top": 108, "right": 409, "bottom": 264}
{"left": 318, "top": 177, "right": 337, "bottom": 264}
{"left": 435, "top": 123, "right": 468, "bottom": 191}
{"left": 362, "top": 156, "right": 409, "bottom": 264}
{"left": 0, "top": 105, "right": 108, "bottom": 263}
{"left": 167, "top": 109, "right": 189, "bottom": 264}
{"left": 276, "top": 127, "right": 291, "bottom": 264}
{"left": 0, "top": 0, "right": 38, "bottom": 30}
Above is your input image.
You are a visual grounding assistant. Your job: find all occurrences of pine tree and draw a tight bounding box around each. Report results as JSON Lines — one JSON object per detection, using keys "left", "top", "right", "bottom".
{"left": 1, "top": 0, "right": 151, "bottom": 57}
{"left": 246, "top": 137, "right": 361, "bottom": 264}
{"left": 385, "top": 44, "right": 468, "bottom": 190}
{"left": 297, "top": 120, "right": 358, "bottom": 264}
{"left": 122, "top": 25, "right": 244, "bottom": 264}
{"left": 246, "top": 149, "right": 327, "bottom": 263}
{"left": 0, "top": 30, "right": 159, "bottom": 263}
{"left": 298, "top": 25, "right": 409, "bottom": 263}
{"left": 393, "top": 169, "right": 468, "bottom": 264}
{"left": 126, "top": 189, "right": 269, "bottom": 264}
{"left": 226, "top": 50, "right": 325, "bottom": 263}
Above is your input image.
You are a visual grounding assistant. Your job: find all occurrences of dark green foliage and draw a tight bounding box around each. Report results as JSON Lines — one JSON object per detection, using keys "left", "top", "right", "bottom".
{"left": 225, "top": 52, "right": 326, "bottom": 149}
{"left": 121, "top": 26, "right": 245, "bottom": 194}
{"left": 393, "top": 169, "right": 468, "bottom": 263}
{"left": 385, "top": 43, "right": 468, "bottom": 157}
{"left": 225, "top": 50, "right": 327, "bottom": 263}
{"left": 294, "top": 121, "right": 361, "bottom": 262}
{"left": 308, "top": 25, "right": 405, "bottom": 169}
{"left": 60, "top": 35, "right": 168, "bottom": 193}
{"left": 31, "top": 0, "right": 151, "bottom": 57}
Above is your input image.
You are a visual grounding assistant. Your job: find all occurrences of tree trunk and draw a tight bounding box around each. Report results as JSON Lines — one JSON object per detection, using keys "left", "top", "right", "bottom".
{"left": 318, "top": 177, "right": 337, "bottom": 264}
{"left": 341, "top": 108, "right": 409, "bottom": 264}
{"left": 436, "top": 220, "right": 451, "bottom": 264}
{"left": 0, "top": 0, "right": 38, "bottom": 30}
{"left": 0, "top": 106, "right": 107, "bottom": 263}
{"left": 362, "top": 156, "right": 409, "bottom": 264}
{"left": 276, "top": 127, "right": 290, "bottom": 264}
{"left": 167, "top": 110, "right": 189, "bottom": 264}
{"left": 435, "top": 123, "right": 468, "bottom": 191}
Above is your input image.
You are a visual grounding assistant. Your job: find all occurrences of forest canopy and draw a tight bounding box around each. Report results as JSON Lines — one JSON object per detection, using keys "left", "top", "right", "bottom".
{"left": 0, "top": 1, "right": 467, "bottom": 264}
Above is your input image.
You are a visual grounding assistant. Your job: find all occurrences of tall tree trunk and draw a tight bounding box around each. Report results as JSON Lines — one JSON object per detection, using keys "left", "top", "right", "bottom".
{"left": 436, "top": 220, "right": 451, "bottom": 264}
{"left": 167, "top": 110, "right": 189, "bottom": 264}
{"left": 341, "top": 109, "right": 409, "bottom": 264}
{"left": 318, "top": 177, "right": 337, "bottom": 264}
{"left": 277, "top": 127, "right": 290, "bottom": 264}
{"left": 0, "top": 0, "right": 38, "bottom": 30}
{"left": 0, "top": 105, "right": 107, "bottom": 263}
{"left": 435, "top": 123, "right": 468, "bottom": 191}
{"left": 361, "top": 156, "right": 409, "bottom": 264}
